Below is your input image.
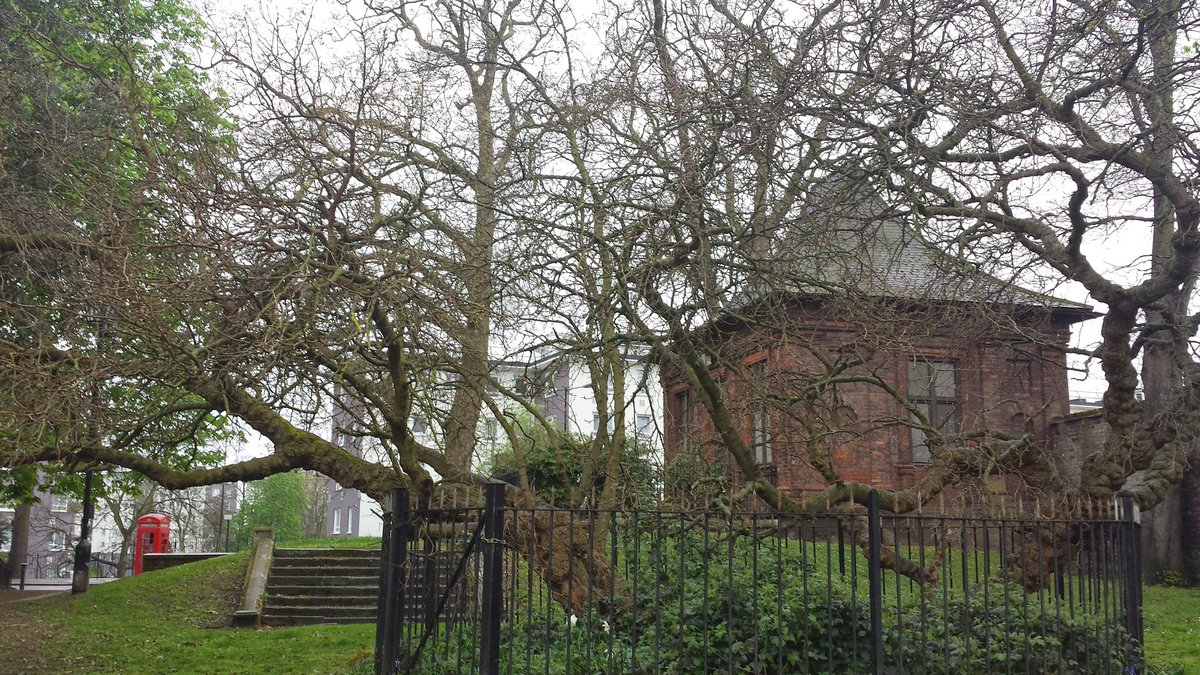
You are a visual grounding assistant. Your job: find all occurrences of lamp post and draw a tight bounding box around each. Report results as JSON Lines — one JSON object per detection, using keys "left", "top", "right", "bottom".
{"left": 73, "top": 311, "right": 105, "bottom": 594}
{"left": 223, "top": 513, "right": 233, "bottom": 551}
{"left": 71, "top": 470, "right": 95, "bottom": 594}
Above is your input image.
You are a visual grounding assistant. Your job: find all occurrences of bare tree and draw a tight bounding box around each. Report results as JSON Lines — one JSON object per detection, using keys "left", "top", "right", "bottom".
{"left": 100, "top": 484, "right": 161, "bottom": 576}
{"left": 5, "top": 0, "right": 1200, "bottom": 597}
{"left": 778, "top": 0, "right": 1200, "bottom": 578}
{"left": 299, "top": 472, "right": 329, "bottom": 538}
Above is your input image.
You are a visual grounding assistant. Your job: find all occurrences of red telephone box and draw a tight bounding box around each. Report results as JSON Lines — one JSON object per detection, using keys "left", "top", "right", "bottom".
{"left": 134, "top": 513, "right": 171, "bottom": 575}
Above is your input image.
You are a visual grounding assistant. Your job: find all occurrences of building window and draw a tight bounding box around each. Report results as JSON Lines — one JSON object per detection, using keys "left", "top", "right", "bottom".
{"left": 50, "top": 495, "right": 69, "bottom": 512}
{"left": 590, "top": 414, "right": 616, "bottom": 436}
{"left": 636, "top": 414, "right": 652, "bottom": 437}
{"left": 749, "top": 362, "right": 771, "bottom": 464}
{"left": 49, "top": 529, "right": 67, "bottom": 551}
{"left": 333, "top": 508, "right": 342, "bottom": 535}
{"left": 345, "top": 507, "right": 353, "bottom": 535}
{"left": 907, "top": 360, "right": 959, "bottom": 463}
{"left": 674, "top": 390, "right": 692, "bottom": 452}
{"left": 752, "top": 408, "right": 772, "bottom": 465}
{"left": 1007, "top": 358, "right": 1033, "bottom": 394}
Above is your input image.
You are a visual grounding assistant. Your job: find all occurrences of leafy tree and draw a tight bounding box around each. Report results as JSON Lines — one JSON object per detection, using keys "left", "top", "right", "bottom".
{"left": 232, "top": 472, "right": 307, "bottom": 549}
{"left": 488, "top": 413, "right": 657, "bottom": 508}
{"left": 0, "top": 0, "right": 237, "bottom": 485}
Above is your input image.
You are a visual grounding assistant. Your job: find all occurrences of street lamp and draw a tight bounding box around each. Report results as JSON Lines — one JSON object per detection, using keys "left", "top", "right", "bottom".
{"left": 71, "top": 471, "right": 95, "bottom": 594}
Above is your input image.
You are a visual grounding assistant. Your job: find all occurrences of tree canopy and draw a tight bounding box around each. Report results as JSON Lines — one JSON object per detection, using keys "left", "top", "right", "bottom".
{"left": 233, "top": 472, "right": 307, "bottom": 548}
{"left": 2, "top": 0, "right": 1199, "bottom": 588}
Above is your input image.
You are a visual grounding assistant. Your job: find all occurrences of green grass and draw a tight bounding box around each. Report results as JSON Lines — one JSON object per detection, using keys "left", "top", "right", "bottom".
{"left": 288, "top": 536, "right": 382, "bottom": 549}
{"left": 1143, "top": 585, "right": 1200, "bottom": 674}
{"left": 0, "top": 553, "right": 375, "bottom": 674}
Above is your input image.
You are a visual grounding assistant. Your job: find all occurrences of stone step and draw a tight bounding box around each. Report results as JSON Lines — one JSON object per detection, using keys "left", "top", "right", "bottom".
{"left": 261, "top": 548, "right": 387, "bottom": 626}
{"left": 267, "top": 577, "right": 378, "bottom": 592}
{"left": 265, "top": 583, "right": 379, "bottom": 597}
{"left": 273, "top": 547, "right": 380, "bottom": 558}
{"left": 267, "top": 561, "right": 379, "bottom": 574}
{"left": 261, "top": 605, "right": 379, "bottom": 621}
{"left": 270, "top": 557, "right": 381, "bottom": 570}
{"left": 266, "top": 593, "right": 378, "bottom": 609}
{"left": 261, "top": 612, "right": 377, "bottom": 627}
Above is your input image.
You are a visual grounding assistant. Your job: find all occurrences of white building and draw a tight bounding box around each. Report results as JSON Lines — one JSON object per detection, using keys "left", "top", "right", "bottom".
{"left": 325, "top": 350, "right": 663, "bottom": 537}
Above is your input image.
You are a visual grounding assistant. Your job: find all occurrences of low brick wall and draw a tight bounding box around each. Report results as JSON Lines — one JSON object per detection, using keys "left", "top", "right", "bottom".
{"left": 142, "top": 552, "right": 231, "bottom": 573}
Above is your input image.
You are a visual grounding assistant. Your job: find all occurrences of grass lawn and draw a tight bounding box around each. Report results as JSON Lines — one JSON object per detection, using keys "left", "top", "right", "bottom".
{"left": 287, "top": 536, "right": 382, "bottom": 549}
{"left": 0, "top": 552, "right": 375, "bottom": 674}
{"left": 1144, "top": 585, "right": 1200, "bottom": 674}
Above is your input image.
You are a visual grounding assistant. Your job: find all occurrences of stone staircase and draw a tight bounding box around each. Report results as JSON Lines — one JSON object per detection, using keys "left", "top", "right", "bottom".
{"left": 261, "top": 548, "right": 381, "bottom": 626}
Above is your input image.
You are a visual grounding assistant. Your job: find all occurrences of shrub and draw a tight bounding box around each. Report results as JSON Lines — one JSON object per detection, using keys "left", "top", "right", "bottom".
{"left": 488, "top": 413, "right": 657, "bottom": 508}
{"left": 891, "top": 582, "right": 1130, "bottom": 674}
{"left": 1155, "top": 569, "right": 1187, "bottom": 588}
{"left": 491, "top": 527, "right": 871, "bottom": 674}
{"left": 620, "top": 528, "right": 870, "bottom": 673}
{"left": 660, "top": 451, "right": 729, "bottom": 510}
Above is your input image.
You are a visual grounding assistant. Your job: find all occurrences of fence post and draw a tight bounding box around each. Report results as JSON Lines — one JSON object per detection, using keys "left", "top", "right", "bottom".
{"left": 867, "top": 489, "right": 883, "bottom": 675}
{"left": 480, "top": 482, "right": 506, "bottom": 675}
{"left": 374, "top": 508, "right": 393, "bottom": 675}
{"left": 838, "top": 518, "right": 846, "bottom": 576}
{"left": 378, "top": 488, "right": 409, "bottom": 675}
{"left": 1121, "top": 495, "right": 1143, "bottom": 672}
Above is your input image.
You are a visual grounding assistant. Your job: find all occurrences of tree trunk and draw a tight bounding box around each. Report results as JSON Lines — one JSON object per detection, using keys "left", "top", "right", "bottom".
{"left": 1137, "top": 0, "right": 1191, "bottom": 580}
{"left": 4, "top": 502, "right": 31, "bottom": 587}
{"left": 1181, "top": 442, "right": 1200, "bottom": 583}
{"left": 1140, "top": 483, "right": 1184, "bottom": 583}
{"left": 117, "top": 531, "right": 132, "bottom": 578}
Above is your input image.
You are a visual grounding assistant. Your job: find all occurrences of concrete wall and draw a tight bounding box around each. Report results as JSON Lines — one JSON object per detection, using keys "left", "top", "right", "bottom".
{"left": 141, "top": 552, "right": 231, "bottom": 574}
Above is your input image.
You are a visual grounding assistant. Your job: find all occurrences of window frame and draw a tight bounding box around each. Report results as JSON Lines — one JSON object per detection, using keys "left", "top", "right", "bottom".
{"left": 674, "top": 390, "right": 692, "bottom": 453}
{"left": 635, "top": 413, "right": 653, "bottom": 437}
{"left": 751, "top": 407, "right": 772, "bottom": 465}
{"left": 906, "top": 359, "right": 960, "bottom": 464}
{"left": 747, "top": 361, "right": 772, "bottom": 466}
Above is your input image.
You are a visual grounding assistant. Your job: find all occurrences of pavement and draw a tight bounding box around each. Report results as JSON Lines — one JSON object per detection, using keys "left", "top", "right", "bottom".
{"left": 1, "top": 578, "right": 119, "bottom": 601}
{"left": 0, "top": 588, "right": 65, "bottom": 604}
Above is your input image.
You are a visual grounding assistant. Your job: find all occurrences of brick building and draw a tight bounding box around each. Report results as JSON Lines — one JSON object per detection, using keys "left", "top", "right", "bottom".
{"left": 660, "top": 212, "right": 1095, "bottom": 502}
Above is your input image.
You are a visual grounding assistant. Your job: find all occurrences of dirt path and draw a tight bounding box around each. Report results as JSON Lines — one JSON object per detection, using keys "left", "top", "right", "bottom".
{"left": 0, "top": 591, "right": 60, "bottom": 673}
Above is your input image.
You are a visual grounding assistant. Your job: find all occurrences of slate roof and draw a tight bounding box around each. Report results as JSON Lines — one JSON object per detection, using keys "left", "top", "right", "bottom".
{"left": 742, "top": 177, "right": 1095, "bottom": 321}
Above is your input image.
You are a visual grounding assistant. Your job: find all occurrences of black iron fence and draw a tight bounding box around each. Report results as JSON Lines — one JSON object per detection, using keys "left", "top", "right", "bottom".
{"left": 25, "top": 550, "right": 125, "bottom": 579}
{"left": 14, "top": 550, "right": 126, "bottom": 585}
{"left": 376, "top": 485, "right": 1143, "bottom": 674}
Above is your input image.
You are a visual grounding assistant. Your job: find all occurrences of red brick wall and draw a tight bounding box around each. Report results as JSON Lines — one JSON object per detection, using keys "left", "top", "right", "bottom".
{"left": 661, "top": 300, "right": 1078, "bottom": 501}
{"left": 1052, "top": 410, "right": 1106, "bottom": 487}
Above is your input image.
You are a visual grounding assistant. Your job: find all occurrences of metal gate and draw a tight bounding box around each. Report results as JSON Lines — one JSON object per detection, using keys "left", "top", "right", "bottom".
{"left": 375, "top": 483, "right": 505, "bottom": 675}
